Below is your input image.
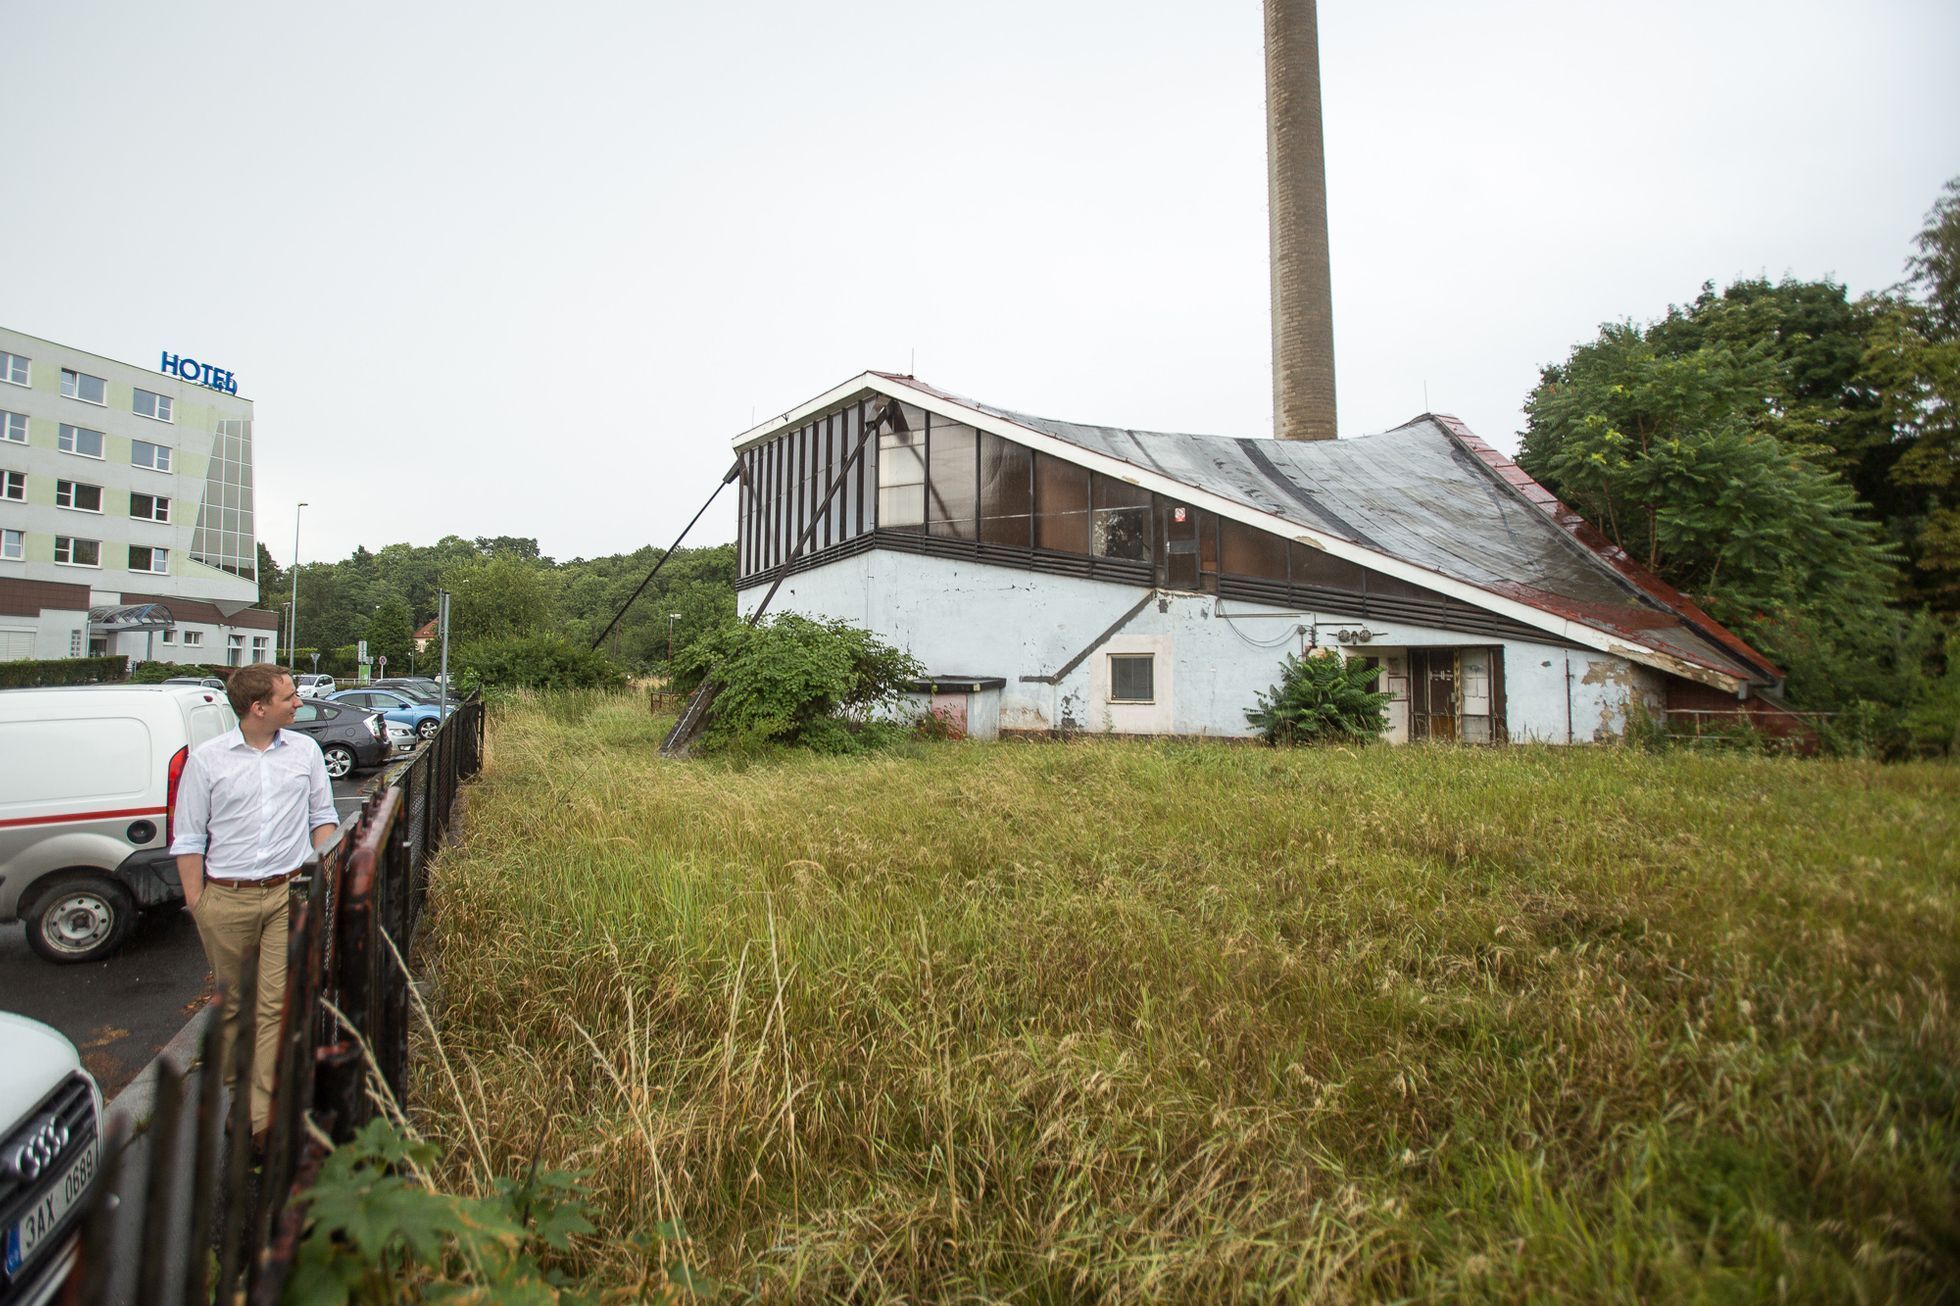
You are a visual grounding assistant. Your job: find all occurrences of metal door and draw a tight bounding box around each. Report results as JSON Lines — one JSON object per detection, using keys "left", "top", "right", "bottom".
{"left": 1409, "top": 649, "right": 1459, "bottom": 741}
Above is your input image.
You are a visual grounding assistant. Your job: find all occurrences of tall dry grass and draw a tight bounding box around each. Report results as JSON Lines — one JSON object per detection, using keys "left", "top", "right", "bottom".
{"left": 415, "top": 691, "right": 1959, "bottom": 1301}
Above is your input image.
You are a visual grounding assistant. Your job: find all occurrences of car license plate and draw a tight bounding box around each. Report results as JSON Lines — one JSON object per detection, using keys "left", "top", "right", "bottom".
{"left": 3, "top": 1137, "right": 98, "bottom": 1276}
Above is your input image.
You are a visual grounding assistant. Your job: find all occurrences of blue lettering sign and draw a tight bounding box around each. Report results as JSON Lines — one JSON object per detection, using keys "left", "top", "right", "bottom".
{"left": 157, "top": 349, "right": 240, "bottom": 395}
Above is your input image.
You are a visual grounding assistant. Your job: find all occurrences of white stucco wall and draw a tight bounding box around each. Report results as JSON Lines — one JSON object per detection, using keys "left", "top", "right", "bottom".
{"left": 741, "top": 550, "right": 1660, "bottom": 743}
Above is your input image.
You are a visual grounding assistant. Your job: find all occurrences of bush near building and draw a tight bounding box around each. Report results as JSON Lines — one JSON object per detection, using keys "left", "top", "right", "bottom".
{"left": 672, "top": 615, "right": 923, "bottom": 754}
{"left": 454, "top": 633, "right": 625, "bottom": 692}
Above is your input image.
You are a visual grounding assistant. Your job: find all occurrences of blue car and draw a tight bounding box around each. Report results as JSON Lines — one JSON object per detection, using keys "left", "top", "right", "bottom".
{"left": 327, "top": 687, "right": 451, "bottom": 742}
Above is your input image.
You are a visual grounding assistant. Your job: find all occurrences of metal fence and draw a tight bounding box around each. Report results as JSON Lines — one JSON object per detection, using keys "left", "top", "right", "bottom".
{"left": 65, "top": 695, "right": 486, "bottom": 1305}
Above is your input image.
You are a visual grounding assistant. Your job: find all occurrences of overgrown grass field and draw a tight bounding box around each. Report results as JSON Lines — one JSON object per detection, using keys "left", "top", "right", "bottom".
{"left": 417, "top": 692, "right": 1958, "bottom": 1301}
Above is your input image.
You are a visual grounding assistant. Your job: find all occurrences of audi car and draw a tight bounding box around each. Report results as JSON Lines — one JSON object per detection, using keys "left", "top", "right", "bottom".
{"left": 0, "top": 1013, "right": 103, "bottom": 1306}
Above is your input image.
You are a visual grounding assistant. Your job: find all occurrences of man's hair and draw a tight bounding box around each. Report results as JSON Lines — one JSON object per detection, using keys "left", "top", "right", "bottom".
{"left": 226, "top": 663, "right": 293, "bottom": 718}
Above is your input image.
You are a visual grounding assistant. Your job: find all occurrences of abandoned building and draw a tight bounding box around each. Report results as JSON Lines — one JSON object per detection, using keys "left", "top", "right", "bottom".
{"left": 729, "top": 371, "right": 1783, "bottom": 743}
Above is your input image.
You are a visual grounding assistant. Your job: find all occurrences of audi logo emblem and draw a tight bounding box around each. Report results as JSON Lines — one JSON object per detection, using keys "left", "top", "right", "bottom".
{"left": 2, "top": 1113, "right": 70, "bottom": 1181}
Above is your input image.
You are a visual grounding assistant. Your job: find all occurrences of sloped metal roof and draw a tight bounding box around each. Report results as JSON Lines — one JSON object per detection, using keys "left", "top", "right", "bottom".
{"left": 924, "top": 384, "right": 1777, "bottom": 686}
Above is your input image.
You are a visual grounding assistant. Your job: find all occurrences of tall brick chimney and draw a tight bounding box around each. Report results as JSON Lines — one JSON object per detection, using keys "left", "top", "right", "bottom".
{"left": 1265, "top": 0, "right": 1337, "bottom": 441}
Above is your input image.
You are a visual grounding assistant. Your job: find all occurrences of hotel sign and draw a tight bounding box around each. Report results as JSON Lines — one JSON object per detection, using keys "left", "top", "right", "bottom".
{"left": 159, "top": 350, "right": 238, "bottom": 394}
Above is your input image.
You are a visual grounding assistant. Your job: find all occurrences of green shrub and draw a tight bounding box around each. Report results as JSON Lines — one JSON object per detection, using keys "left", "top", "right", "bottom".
{"left": 454, "top": 634, "right": 626, "bottom": 692}
{"left": 673, "top": 614, "right": 922, "bottom": 753}
{"left": 1245, "top": 649, "right": 1390, "bottom": 745}
{"left": 0, "top": 655, "right": 128, "bottom": 689}
{"left": 128, "top": 660, "right": 180, "bottom": 683}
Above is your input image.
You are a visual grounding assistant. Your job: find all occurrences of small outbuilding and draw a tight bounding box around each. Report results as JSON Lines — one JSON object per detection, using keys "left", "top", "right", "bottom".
{"left": 732, "top": 373, "right": 1782, "bottom": 743}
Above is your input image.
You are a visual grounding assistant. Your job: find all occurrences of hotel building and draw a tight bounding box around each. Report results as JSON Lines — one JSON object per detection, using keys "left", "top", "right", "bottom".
{"left": 0, "top": 327, "right": 279, "bottom": 665}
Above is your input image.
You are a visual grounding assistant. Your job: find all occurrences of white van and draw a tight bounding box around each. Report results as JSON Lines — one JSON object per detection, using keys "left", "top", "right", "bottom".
{"left": 0, "top": 685, "right": 236, "bottom": 964}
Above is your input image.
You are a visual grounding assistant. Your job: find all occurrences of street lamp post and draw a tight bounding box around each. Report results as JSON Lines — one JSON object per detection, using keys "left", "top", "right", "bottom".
{"left": 668, "top": 612, "right": 681, "bottom": 673}
{"left": 288, "top": 502, "right": 307, "bottom": 670}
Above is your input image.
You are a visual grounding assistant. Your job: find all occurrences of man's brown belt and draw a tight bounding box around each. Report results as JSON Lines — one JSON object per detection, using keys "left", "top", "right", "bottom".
{"left": 206, "top": 868, "right": 303, "bottom": 889}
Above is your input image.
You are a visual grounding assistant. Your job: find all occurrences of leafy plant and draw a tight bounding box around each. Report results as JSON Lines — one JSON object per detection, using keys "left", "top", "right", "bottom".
{"left": 1245, "top": 649, "right": 1389, "bottom": 745}
{"left": 672, "top": 614, "right": 923, "bottom": 753}
{"left": 454, "top": 634, "right": 626, "bottom": 693}
{"left": 285, "top": 1116, "right": 603, "bottom": 1304}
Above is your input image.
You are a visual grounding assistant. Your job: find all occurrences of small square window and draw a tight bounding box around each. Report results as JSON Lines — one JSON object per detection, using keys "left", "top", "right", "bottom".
{"left": 1109, "top": 653, "right": 1155, "bottom": 704}
{"left": 58, "top": 424, "right": 105, "bottom": 458}
{"left": 1, "top": 470, "right": 22, "bottom": 501}
{"left": 129, "top": 545, "right": 169, "bottom": 573}
{"left": 1, "top": 528, "right": 22, "bottom": 560}
{"left": 182, "top": 630, "right": 204, "bottom": 647}
{"left": 160, "top": 627, "right": 176, "bottom": 644}
{"left": 131, "top": 439, "right": 172, "bottom": 472}
{"left": 1, "top": 411, "right": 25, "bottom": 443}
{"left": 133, "top": 388, "right": 174, "bottom": 422}
{"left": 54, "top": 535, "right": 101, "bottom": 566}
{"left": 1, "top": 352, "right": 28, "bottom": 386}
{"left": 130, "top": 491, "right": 170, "bottom": 522}
{"left": 60, "top": 369, "right": 107, "bottom": 405}
{"left": 55, "top": 480, "right": 103, "bottom": 512}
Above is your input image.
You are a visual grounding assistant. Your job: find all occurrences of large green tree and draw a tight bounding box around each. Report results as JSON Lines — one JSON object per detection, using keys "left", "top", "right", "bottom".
{"left": 1517, "top": 321, "right": 1895, "bottom": 624}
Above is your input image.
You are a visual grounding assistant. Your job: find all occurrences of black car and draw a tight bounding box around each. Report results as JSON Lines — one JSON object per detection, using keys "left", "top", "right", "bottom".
{"left": 287, "top": 700, "right": 391, "bottom": 778}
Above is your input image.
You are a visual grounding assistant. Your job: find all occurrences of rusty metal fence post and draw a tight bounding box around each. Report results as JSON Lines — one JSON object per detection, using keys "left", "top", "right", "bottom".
{"left": 63, "top": 692, "right": 487, "bottom": 1304}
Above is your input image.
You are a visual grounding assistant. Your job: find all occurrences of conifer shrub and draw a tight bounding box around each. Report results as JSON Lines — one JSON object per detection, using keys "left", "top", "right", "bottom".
{"left": 1245, "top": 648, "right": 1390, "bottom": 744}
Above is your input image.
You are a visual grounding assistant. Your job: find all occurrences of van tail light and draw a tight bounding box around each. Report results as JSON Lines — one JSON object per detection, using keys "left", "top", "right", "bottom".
{"left": 165, "top": 745, "right": 189, "bottom": 845}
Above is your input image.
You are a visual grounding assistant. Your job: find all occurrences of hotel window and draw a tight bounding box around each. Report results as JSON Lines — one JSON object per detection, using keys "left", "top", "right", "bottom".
{"left": 129, "top": 545, "right": 169, "bottom": 574}
{"left": 131, "top": 439, "right": 172, "bottom": 472}
{"left": 1, "top": 528, "right": 21, "bottom": 560}
{"left": 252, "top": 635, "right": 270, "bottom": 661}
{"left": 60, "top": 369, "right": 107, "bottom": 405}
{"left": 55, "top": 480, "right": 103, "bottom": 512}
{"left": 130, "top": 491, "right": 170, "bottom": 522}
{"left": 2, "top": 470, "right": 22, "bottom": 501}
{"left": 182, "top": 630, "right": 204, "bottom": 648}
{"left": 1, "top": 352, "right": 27, "bottom": 386}
{"left": 58, "top": 424, "right": 105, "bottom": 458}
{"left": 54, "top": 535, "right": 101, "bottom": 566}
{"left": 1, "top": 411, "right": 24, "bottom": 443}
{"left": 160, "top": 627, "right": 176, "bottom": 645}
{"left": 133, "top": 389, "right": 174, "bottom": 422}
{"left": 1108, "top": 653, "right": 1155, "bottom": 704}
{"left": 226, "top": 633, "right": 243, "bottom": 666}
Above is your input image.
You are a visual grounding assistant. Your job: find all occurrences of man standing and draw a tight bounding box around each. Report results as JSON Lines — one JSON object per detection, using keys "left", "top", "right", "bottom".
{"left": 170, "top": 663, "right": 339, "bottom": 1143}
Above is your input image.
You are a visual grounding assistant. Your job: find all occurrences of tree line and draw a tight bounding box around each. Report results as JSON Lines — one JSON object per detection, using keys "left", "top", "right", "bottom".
{"left": 258, "top": 533, "right": 734, "bottom": 680}
{"left": 1518, "top": 177, "right": 1960, "bottom": 755}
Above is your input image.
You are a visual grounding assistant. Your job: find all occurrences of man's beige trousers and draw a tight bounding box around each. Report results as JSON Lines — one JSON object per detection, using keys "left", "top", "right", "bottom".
{"left": 189, "top": 880, "right": 289, "bottom": 1136}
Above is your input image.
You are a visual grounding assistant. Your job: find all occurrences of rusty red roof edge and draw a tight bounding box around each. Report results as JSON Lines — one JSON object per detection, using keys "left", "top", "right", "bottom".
{"left": 1427, "top": 414, "right": 1782, "bottom": 684}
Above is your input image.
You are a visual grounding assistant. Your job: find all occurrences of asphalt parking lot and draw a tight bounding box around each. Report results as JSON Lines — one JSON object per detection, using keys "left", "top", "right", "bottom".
{"left": 0, "top": 763, "right": 384, "bottom": 1098}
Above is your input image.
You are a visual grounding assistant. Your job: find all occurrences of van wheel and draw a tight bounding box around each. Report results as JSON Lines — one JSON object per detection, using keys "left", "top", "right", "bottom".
{"left": 23, "top": 873, "right": 138, "bottom": 965}
{"left": 322, "top": 743, "right": 356, "bottom": 778}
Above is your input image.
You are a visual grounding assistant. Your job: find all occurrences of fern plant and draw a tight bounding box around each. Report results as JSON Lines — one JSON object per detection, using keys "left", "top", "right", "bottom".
{"left": 1245, "top": 650, "right": 1390, "bottom": 745}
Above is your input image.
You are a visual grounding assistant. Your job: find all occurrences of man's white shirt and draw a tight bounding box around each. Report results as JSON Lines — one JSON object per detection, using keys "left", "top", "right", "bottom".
{"left": 168, "top": 728, "right": 338, "bottom": 880}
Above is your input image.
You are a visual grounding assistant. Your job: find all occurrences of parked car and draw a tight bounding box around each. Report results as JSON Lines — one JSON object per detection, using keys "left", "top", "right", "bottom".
{"left": 327, "top": 689, "right": 447, "bottom": 741}
{"left": 369, "top": 678, "right": 458, "bottom": 705}
{"left": 382, "top": 719, "right": 417, "bottom": 752}
{"left": 294, "top": 673, "right": 337, "bottom": 699}
{"left": 160, "top": 676, "right": 226, "bottom": 691}
{"left": 284, "top": 700, "right": 390, "bottom": 778}
{"left": 0, "top": 685, "right": 236, "bottom": 963}
{"left": 0, "top": 1013, "right": 104, "bottom": 1306}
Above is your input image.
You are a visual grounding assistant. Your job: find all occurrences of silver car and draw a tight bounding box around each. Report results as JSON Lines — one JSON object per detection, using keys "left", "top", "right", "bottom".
{"left": 0, "top": 1013, "right": 104, "bottom": 1305}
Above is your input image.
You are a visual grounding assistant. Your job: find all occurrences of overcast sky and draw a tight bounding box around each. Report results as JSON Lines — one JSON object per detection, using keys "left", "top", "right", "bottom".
{"left": 5, "top": 1, "right": 1956, "bottom": 566}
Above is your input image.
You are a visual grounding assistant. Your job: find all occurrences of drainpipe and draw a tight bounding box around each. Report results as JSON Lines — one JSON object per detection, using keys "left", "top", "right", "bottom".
{"left": 1563, "top": 652, "right": 1573, "bottom": 745}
